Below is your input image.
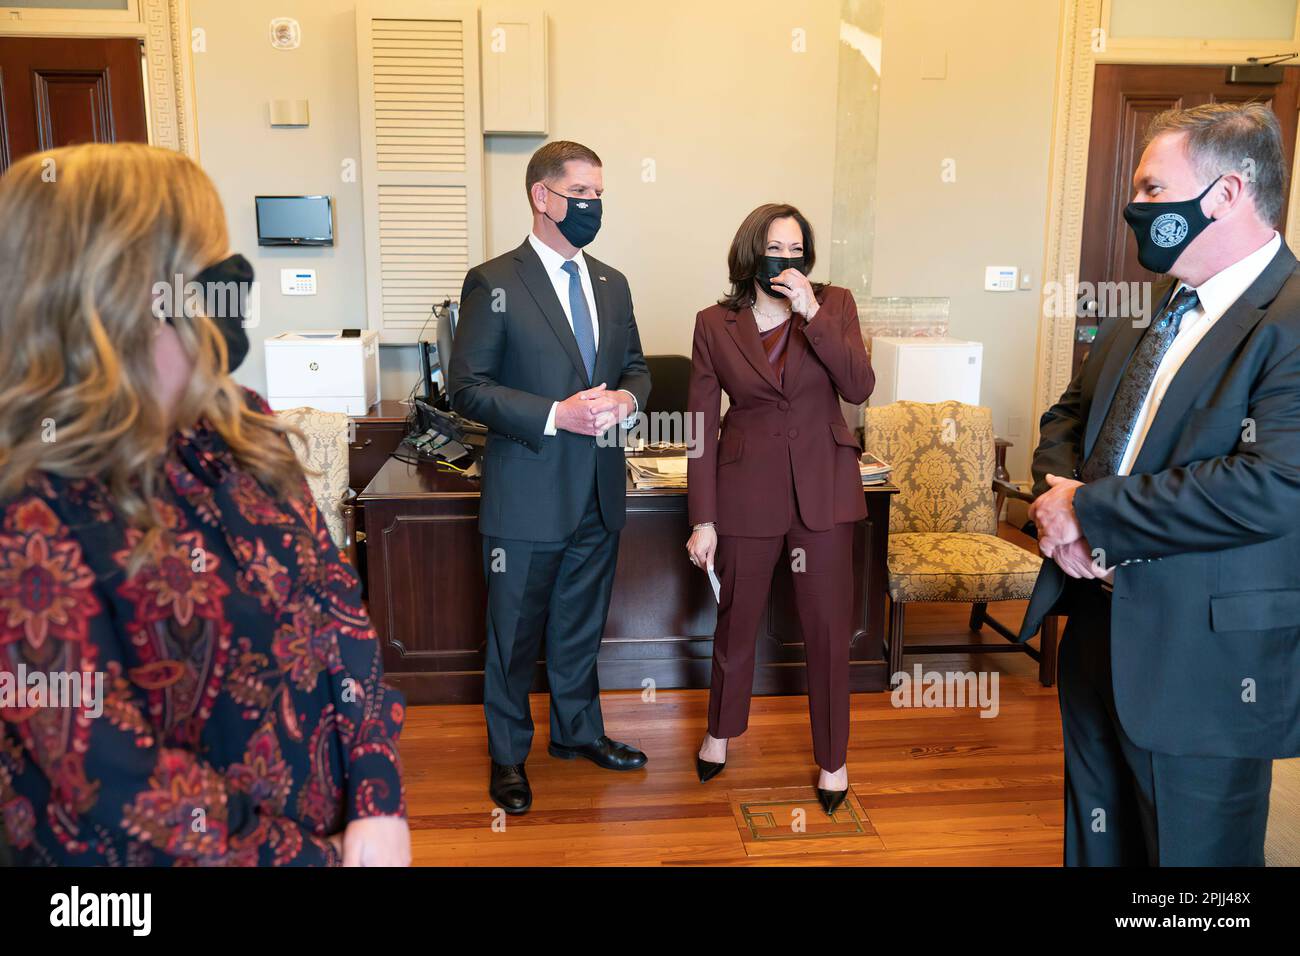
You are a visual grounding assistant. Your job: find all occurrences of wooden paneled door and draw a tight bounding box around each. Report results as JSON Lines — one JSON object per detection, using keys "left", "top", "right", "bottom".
{"left": 1075, "top": 64, "right": 1300, "bottom": 373}
{"left": 0, "top": 36, "right": 149, "bottom": 174}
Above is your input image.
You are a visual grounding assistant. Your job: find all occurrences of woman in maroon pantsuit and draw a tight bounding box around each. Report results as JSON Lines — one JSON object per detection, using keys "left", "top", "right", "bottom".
{"left": 685, "top": 204, "right": 874, "bottom": 815}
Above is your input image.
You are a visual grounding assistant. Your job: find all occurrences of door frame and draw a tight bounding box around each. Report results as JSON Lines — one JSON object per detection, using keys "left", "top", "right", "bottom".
{"left": 1033, "top": 0, "right": 1300, "bottom": 447}
{"left": 0, "top": 0, "right": 196, "bottom": 157}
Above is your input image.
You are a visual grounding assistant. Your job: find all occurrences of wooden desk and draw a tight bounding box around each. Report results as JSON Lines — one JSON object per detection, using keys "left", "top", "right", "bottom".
{"left": 349, "top": 399, "right": 411, "bottom": 492}
{"left": 359, "top": 456, "right": 897, "bottom": 705}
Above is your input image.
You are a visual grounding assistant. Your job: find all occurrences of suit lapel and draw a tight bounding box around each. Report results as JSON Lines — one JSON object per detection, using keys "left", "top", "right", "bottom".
{"left": 1131, "top": 242, "right": 1298, "bottom": 473}
{"left": 1082, "top": 281, "right": 1175, "bottom": 461}
{"left": 512, "top": 239, "right": 591, "bottom": 386}
{"left": 725, "top": 307, "right": 784, "bottom": 394}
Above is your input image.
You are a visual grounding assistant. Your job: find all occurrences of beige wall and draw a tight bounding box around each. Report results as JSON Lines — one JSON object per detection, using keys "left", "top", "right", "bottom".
{"left": 480, "top": 0, "right": 840, "bottom": 353}
{"left": 189, "top": 0, "right": 841, "bottom": 401}
{"left": 190, "top": 0, "right": 371, "bottom": 394}
{"left": 872, "top": 0, "right": 1062, "bottom": 478}
{"left": 188, "top": 0, "right": 1062, "bottom": 479}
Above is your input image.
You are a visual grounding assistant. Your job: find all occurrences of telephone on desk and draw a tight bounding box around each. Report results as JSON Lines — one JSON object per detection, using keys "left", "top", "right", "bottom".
{"left": 402, "top": 397, "right": 486, "bottom": 473}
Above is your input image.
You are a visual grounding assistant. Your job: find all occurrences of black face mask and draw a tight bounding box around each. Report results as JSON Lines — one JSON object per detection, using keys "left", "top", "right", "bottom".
{"left": 193, "top": 254, "right": 254, "bottom": 372}
{"left": 1123, "top": 176, "right": 1221, "bottom": 274}
{"left": 755, "top": 255, "right": 806, "bottom": 300}
{"left": 544, "top": 185, "right": 602, "bottom": 248}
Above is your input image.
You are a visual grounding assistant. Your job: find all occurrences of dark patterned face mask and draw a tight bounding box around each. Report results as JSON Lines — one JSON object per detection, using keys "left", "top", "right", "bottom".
{"left": 544, "top": 186, "right": 602, "bottom": 248}
{"left": 1123, "top": 176, "right": 1221, "bottom": 273}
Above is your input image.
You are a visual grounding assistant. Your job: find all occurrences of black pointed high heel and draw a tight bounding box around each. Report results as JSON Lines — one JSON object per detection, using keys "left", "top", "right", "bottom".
{"left": 696, "top": 738, "right": 727, "bottom": 782}
{"left": 696, "top": 756, "right": 726, "bottom": 783}
{"left": 816, "top": 787, "right": 848, "bottom": 817}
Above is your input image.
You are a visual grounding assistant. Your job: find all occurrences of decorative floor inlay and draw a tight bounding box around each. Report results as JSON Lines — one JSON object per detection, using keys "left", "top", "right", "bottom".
{"left": 728, "top": 786, "right": 887, "bottom": 857}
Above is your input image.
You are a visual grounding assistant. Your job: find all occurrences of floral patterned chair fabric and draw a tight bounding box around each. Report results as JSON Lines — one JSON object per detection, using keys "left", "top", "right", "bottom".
{"left": 277, "top": 406, "right": 353, "bottom": 552}
{"left": 884, "top": 532, "right": 1042, "bottom": 603}
{"left": 866, "top": 399, "right": 998, "bottom": 536}
{"left": 864, "top": 401, "right": 1041, "bottom": 603}
{"left": 864, "top": 401, "right": 1055, "bottom": 686}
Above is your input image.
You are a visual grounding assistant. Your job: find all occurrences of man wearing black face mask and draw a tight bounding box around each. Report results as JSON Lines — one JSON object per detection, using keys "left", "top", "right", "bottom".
{"left": 1020, "top": 103, "right": 1300, "bottom": 866}
{"left": 448, "top": 141, "right": 652, "bottom": 815}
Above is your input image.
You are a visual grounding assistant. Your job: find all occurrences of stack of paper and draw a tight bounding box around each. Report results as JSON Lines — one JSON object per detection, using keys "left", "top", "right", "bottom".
{"left": 860, "top": 453, "right": 892, "bottom": 486}
{"left": 627, "top": 455, "right": 689, "bottom": 489}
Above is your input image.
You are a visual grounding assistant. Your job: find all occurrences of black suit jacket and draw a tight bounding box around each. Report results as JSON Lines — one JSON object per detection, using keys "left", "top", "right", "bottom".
{"left": 448, "top": 239, "right": 651, "bottom": 542}
{"left": 1020, "top": 242, "right": 1300, "bottom": 759}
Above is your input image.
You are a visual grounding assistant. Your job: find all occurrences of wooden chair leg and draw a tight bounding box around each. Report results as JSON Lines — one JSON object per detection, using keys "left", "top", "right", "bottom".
{"left": 1038, "top": 615, "right": 1060, "bottom": 687}
{"left": 969, "top": 602, "right": 988, "bottom": 632}
{"left": 888, "top": 599, "right": 906, "bottom": 687}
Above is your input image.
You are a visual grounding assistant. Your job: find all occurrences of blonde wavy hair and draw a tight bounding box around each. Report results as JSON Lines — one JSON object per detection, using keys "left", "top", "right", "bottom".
{"left": 0, "top": 143, "right": 305, "bottom": 570}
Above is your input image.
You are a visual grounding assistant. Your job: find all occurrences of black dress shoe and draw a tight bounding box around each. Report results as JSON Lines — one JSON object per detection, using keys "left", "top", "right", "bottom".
{"left": 489, "top": 762, "right": 532, "bottom": 814}
{"left": 548, "top": 735, "right": 647, "bottom": 771}
{"left": 816, "top": 787, "right": 848, "bottom": 817}
{"left": 696, "top": 756, "right": 725, "bottom": 783}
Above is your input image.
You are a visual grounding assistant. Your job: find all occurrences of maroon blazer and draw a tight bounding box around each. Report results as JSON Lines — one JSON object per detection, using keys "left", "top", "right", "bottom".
{"left": 687, "top": 285, "right": 874, "bottom": 536}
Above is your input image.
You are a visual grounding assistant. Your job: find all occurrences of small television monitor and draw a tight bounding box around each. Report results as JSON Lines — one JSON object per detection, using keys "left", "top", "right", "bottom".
{"left": 419, "top": 301, "right": 459, "bottom": 407}
{"left": 255, "top": 195, "right": 335, "bottom": 246}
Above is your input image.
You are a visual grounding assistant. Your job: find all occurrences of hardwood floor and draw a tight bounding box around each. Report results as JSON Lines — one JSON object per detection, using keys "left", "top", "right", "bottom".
{"left": 401, "top": 524, "right": 1065, "bottom": 866}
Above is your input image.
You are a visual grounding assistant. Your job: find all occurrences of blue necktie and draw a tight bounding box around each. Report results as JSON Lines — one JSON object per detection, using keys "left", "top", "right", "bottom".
{"left": 561, "top": 259, "right": 596, "bottom": 382}
{"left": 1080, "top": 287, "right": 1201, "bottom": 481}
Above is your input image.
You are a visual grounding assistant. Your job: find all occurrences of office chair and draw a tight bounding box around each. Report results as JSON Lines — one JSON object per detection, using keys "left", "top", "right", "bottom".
{"left": 644, "top": 354, "right": 691, "bottom": 416}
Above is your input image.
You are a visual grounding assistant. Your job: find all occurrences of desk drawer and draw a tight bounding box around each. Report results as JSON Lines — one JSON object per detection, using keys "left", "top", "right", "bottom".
{"left": 349, "top": 420, "right": 407, "bottom": 491}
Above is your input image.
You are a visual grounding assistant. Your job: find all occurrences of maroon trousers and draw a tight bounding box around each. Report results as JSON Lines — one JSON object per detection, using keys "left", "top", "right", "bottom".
{"left": 707, "top": 501, "right": 855, "bottom": 772}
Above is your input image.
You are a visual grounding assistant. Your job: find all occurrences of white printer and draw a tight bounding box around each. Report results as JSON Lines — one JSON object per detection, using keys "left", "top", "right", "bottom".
{"left": 869, "top": 336, "right": 983, "bottom": 406}
{"left": 264, "top": 330, "right": 380, "bottom": 415}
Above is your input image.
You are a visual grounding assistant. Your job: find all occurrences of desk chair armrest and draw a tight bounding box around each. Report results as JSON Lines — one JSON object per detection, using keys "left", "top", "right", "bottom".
{"left": 993, "top": 477, "right": 1033, "bottom": 504}
{"left": 341, "top": 488, "right": 359, "bottom": 569}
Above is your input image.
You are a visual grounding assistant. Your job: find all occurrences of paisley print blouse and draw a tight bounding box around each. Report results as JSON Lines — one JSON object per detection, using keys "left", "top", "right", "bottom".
{"left": 0, "top": 390, "right": 406, "bottom": 866}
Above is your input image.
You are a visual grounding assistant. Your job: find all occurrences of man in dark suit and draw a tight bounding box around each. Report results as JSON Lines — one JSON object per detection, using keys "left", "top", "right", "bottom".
{"left": 1021, "top": 103, "right": 1300, "bottom": 865}
{"left": 448, "top": 141, "right": 652, "bottom": 814}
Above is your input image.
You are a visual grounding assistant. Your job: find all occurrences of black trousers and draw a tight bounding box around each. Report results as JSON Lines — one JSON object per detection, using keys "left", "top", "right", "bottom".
{"left": 1059, "top": 584, "right": 1273, "bottom": 866}
{"left": 481, "top": 472, "right": 620, "bottom": 765}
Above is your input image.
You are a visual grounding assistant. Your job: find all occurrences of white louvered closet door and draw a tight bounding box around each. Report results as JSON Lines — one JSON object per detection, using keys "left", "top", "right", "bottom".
{"left": 356, "top": 1, "right": 485, "bottom": 343}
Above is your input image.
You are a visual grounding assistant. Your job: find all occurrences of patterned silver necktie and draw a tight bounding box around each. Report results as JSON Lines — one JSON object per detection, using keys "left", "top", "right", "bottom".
{"left": 1079, "top": 287, "right": 1200, "bottom": 482}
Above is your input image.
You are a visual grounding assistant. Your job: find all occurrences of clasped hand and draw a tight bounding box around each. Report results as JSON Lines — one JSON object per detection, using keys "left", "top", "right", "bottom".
{"left": 1028, "top": 473, "right": 1101, "bottom": 580}
{"left": 555, "top": 383, "right": 632, "bottom": 436}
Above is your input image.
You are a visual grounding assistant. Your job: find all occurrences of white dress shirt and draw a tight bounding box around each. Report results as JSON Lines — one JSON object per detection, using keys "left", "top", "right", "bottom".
{"left": 526, "top": 232, "right": 638, "bottom": 435}
{"left": 1095, "top": 230, "right": 1279, "bottom": 584}
{"left": 1116, "top": 230, "right": 1280, "bottom": 475}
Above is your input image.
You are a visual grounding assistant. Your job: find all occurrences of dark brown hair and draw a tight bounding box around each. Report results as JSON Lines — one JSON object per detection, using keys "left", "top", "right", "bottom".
{"left": 719, "top": 203, "right": 826, "bottom": 311}
{"left": 524, "top": 140, "right": 602, "bottom": 202}
{"left": 1145, "top": 102, "right": 1286, "bottom": 226}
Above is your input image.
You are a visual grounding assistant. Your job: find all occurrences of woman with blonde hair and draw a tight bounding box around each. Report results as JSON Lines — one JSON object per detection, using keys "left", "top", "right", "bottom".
{"left": 0, "top": 143, "right": 408, "bottom": 866}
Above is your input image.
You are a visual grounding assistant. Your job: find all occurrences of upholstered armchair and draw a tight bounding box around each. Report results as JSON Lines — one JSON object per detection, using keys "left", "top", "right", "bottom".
{"left": 277, "top": 406, "right": 358, "bottom": 568}
{"left": 864, "top": 401, "right": 1058, "bottom": 686}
